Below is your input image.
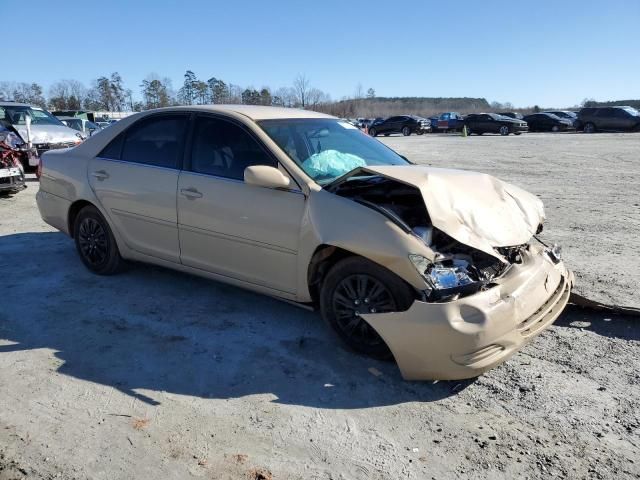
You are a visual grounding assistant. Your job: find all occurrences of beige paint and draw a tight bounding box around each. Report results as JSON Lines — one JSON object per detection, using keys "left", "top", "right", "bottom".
{"left": 362, "top": 245, "right": 574, "bottom": 380}
{"left": 362, "top": 165, "right": 545, "bottom": 260}
{"left": 37, "top": 105, "right": 572, "bottom": 380}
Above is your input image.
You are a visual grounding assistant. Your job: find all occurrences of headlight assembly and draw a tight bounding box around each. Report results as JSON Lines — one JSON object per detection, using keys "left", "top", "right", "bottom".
{"left": 409, "top": 254, "right": 484, "bottom": 301}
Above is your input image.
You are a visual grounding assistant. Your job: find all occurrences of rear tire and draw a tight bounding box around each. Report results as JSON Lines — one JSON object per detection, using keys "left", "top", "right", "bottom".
{"left": 583, "top": 122, "right": 596, "bottom": 133}
{"left": 402, "top": 126, "right": 411, "bottom": 136}
{"left": 499, "top": 125, "right": 510, "bottom": 136}
{"left": 320, "top": 256, "right": 414, "bottom": 359}
{"left": 551, "top": 125, "right": 560, "bottom": 132}
{"left": 74, "top": 205, "right": 124, "bottom": 275}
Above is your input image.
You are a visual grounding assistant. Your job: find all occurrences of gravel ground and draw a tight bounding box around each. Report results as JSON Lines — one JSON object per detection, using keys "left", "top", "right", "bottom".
{"left": 1, "top": 133, "right": 639, "bottom": 480}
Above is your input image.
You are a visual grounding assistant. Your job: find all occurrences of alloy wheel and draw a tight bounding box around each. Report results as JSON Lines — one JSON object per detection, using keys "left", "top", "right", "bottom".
{"left": 331, "top": 274, "right": 396, "bottom": 348}
{"left": 78, "top": 218, "right": 108, "bottom": 266}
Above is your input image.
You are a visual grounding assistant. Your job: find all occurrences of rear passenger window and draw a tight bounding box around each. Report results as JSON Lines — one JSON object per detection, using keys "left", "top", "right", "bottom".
{"left": 190, "top": 116, "right": 276, "bottom": 180}
{"left": 99, "top": 133, "right": 124, "bottom": 159}
{"left": 120, "top": 115, "right": 188, "bottom": 168}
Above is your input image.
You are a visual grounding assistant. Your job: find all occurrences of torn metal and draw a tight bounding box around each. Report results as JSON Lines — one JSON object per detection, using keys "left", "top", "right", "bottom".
{"left": 0, "top": 126, "right": 27, "bottom": 193}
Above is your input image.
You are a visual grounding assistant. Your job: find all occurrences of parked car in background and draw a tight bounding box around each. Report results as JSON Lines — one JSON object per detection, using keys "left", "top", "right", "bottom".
{"left": 542, "top": 110, "right": 578, "bottom": 128}
{"left": 464, "top": 113, "right": 528, "bottom": 135}
{"left": 36, "top": 105, "right": 572, "bottom": 380}
{"left": 58, "top": 117, "right": 102, "bottom": 138}
{"left": 498, "top": 112, "right": 524, "bottom": 120}
{"left": 543, "top": 110, "right": 577, "bottom": 121}
{"left": 0, "top": 125, "right": 26, "bottom": 194}
{"left": 51, "top": 110, "right": 97, "bottom": 123}
{"left": 0, "top": 102, "right": 82, "bottom": 168}
{"left": 359, "top": 118, "right": 374, "bottom": 129}
{"left": 523, "top": 113, "right": 574, "bottom": 132}
{"left": 575, "top": 106, "right": 640, "bottom": 133}
{"left": 369, "top": 115, "right": 431, "bottom": 136}
{"left": 429, "top": 112, "right": 465, "bottom": 132}
{"left": 95, "top": 121, "right": 111, "bottom": 129}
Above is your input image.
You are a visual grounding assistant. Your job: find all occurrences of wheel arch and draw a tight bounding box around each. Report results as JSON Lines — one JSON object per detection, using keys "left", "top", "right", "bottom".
{"left": 68, "top": 199, "right": 96, "bottom": 238}
{"left": 307, "top": 245, "right": 356, "bottom": 305}
{"left": 306, "top": 244, "right": 422, "bottom": 307}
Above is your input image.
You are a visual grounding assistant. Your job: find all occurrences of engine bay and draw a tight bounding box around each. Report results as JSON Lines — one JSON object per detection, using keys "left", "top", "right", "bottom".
{"left": 330, "top": 175, "right": 528, "bottom": 301}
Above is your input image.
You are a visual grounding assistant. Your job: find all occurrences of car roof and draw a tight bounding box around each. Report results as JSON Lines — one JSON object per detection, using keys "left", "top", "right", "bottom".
{"left": 148, "top": 105, "right": 335, "bottom": 120}
{"left": 0, "top": 101, "right": 33, "bottom": 107}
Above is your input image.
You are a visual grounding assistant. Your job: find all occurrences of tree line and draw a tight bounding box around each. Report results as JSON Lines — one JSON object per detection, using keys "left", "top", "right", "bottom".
{"left": 0, "top": 71, "right": 372, "bottom": 115}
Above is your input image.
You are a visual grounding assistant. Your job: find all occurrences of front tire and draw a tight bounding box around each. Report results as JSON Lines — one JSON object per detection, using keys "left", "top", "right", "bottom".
{"left": 402, "top": 126, "right": 411, "bottom": 136}
{"left": 499, "top": 125, "right": 510, "bottom": 136}
{"left": 74, "top": 205, "right": 124, "bottom": 275}
{"left": 320, "top": 257, "right": 414, "bottom": 359}
{"left": 369, "top": 127, "right": 377, "bottom": 137}
{"left": 583, "top": 122, "right": 596, "bottom": 133}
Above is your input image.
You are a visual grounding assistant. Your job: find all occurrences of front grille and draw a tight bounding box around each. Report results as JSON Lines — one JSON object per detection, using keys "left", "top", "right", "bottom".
{"left": 518, "top": 276, "right": 569, "bottom": 337}
{"left": 35, "top": 141, "right": 76, "bottom": 156}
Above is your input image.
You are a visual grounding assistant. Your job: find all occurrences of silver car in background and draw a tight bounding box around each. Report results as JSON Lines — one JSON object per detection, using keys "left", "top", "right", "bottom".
{"left": 0, "top": 102, "right": 82, "bottom": 167}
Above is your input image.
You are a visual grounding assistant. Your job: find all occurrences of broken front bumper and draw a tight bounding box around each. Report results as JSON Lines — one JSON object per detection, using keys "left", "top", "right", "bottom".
{"left": 362, "top": 246, "right": 573, "bottom": 380}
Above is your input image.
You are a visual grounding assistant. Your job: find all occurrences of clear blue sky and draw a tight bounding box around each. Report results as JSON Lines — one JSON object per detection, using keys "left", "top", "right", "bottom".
{"left": 8, "top": 0, "right": 640, "bottom": 107}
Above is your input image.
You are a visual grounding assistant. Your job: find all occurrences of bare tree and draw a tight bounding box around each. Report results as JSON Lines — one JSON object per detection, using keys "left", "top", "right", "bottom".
{"left": 273, "top": 87, "right": 296, "bottom": 107}
{"left": 306, "top": 88, "right": 330, "bottom": 109}
{"left": 354, "top": 83, "right": 364, "bottom": 100}
{"left": 293, "top": 74, "right": 310, "bottom": 108}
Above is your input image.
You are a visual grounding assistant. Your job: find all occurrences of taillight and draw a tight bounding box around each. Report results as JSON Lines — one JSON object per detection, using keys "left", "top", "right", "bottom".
{"left": 36, "top": 156, "right": 42, "bottom": 179}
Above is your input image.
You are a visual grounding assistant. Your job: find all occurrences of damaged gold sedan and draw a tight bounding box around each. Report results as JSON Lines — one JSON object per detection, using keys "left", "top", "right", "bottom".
{"left": 37, "top": 106, "right": 572, "bottom": 380}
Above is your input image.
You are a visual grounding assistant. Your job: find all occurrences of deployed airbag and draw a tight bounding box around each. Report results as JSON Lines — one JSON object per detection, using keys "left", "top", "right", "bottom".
{"left": 302, "top": 150, "right": 366, "bottom": 178}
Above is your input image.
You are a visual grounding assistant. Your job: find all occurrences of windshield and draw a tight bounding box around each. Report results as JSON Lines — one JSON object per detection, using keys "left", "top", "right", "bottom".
{"left": 622, "top": 107, "right": 639, "bottom": 116}
{"left": 259, "top": 118, "right": 410, "bottom": 185}
{"left": 62, "top": 118, "right": 83, "bottom": 131}
{"left": 0, "top": 105, "right": 64, "bottom": 127}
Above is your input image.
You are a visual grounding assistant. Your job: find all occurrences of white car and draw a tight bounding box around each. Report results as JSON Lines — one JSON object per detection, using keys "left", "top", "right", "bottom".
{"left": 0, "top": 102, "right": 83, "bottom": 167}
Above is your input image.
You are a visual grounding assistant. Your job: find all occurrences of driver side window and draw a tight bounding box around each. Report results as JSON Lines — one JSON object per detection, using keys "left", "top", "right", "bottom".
{"left": 190, "top": 116, "right": 277, "bottom": 181}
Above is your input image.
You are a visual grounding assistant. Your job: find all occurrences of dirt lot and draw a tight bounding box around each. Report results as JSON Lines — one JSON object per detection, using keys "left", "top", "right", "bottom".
{"left": 1, "top": 133, "right": 639, "bottom": 480}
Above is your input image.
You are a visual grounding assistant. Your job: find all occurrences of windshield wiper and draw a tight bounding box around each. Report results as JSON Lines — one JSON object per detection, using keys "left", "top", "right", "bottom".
{"left": 323, "top": 167, "right": 371, "bottom": 192}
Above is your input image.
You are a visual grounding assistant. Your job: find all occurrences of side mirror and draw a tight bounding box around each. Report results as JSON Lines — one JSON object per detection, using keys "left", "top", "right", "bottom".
{"left": 244, "top": 165, "right": 291, "bottom": 189}
{"left": 88, "top": 128, "right": 96, "bottom": 136}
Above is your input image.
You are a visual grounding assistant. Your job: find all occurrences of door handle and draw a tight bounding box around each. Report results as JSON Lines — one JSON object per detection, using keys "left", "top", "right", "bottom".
{"left": 180, "top": 188, "right": 203, "bottom": 199}
{"left": 91, "top": 170, "right": 109, "bottom": 180}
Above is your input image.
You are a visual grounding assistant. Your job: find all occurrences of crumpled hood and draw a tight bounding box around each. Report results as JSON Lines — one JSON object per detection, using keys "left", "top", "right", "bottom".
{"left": 14, "top": 124, "right": 79, "bottom": 144}
{"left": 362, "top": 165, "right": 545, "bottom": 258}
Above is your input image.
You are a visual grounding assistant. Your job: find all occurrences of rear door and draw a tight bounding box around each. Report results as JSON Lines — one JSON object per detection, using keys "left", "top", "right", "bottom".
{"left": 595, "top": 109, "right": 616, "bottom": 130}
{"left": 177, "top": 114, "right": 305, "bottom": 294}
{"left": 89, "top": 113, "right": 188, "bottom": 263}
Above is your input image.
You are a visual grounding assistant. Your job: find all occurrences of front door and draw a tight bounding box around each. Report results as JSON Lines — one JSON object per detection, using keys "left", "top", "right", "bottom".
{"left": 177, "top": 114, "right": 305, "bottom": 295}
{"left": 89, "top": 113, "right": 189, "bottom": 263}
